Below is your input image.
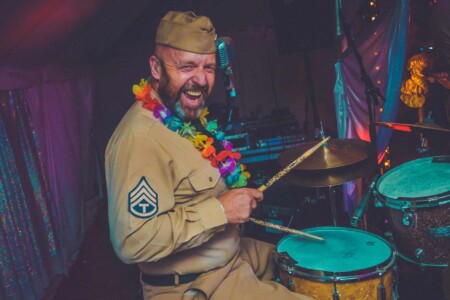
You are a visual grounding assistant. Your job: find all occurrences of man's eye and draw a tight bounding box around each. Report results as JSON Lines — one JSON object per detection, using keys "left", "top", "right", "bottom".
{"left": 180, "top": 65, "right": 194, "bottom": 71}
{"left": 205, "top": 66, "right": 216, "bottom": 73}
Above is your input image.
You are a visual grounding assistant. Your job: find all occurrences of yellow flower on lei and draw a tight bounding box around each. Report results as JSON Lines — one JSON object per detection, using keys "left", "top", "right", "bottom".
{"left": 132, "top": 78, "right": 150, "bottom": 101}
{"left": 189, "top": 133, "right": 208, "bottom": 149}
{"left": 199, "top": 107, "right": 209, "bottom": 127}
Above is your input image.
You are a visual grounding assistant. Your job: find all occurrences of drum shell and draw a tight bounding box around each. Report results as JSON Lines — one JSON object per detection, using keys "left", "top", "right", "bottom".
{"left": 275, "top": 227, "right": 396, "bottom": 300}
{"left": 374, "top": 156, "right": 450, "bottom": 265}
{"left": 278, "top": 268, "right": 393, "bottom": 300}
{"left": 383, "top": 202, "right": 450, "bottom": 265}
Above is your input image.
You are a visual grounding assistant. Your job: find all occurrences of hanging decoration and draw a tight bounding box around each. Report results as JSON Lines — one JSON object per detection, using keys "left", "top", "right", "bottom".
{"left": 400, "top": 53, "right": 432, "bottom": 108}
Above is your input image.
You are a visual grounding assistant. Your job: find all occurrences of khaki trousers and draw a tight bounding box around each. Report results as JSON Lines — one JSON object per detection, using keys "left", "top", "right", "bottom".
{"left": 141, "top": 238, "right": 314, "bottom": 300}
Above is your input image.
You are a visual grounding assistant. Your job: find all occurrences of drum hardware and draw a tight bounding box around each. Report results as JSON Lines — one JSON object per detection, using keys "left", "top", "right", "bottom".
{"left": 401, "top": 210, "right": 416, "bottom": 227}
{"left": 282, "top": 257, "right": 297, "bottom": 292}
{"left": 388, "top": 228, "right": 448, "bottom": 268}
{"left": 428, "top": 225, "right": 450, "bottom": 238}
{"left": 417, "top": 136, "right": 429, "bottom": 155}
{"left": 332, "top": 280, "right": 339, "bottom": 300}
{"left": 415, "top": 249, "right": 425, "bottom": 263}
{"left": 374, "top": 192, "right": 383, "bottom": 208}
{"left": 287, "top": 272, "right": 295, "bottom": 292}
{"left": 395, "top": 251, "right": 448, "bottom": 268}
{"left": 329, "top": 187, "right": 338, "bottom": 226}
{"left": 392, "top": 262, "right": 399, "bottom": 300}
{"left": 379, "top": 197, "right": 450, "bottom": 210}
{"left": 377, "top": 269, "right": 387, "bottom": 300}
{"left": 351, "top": 174, "right": 380, "bottom": 228}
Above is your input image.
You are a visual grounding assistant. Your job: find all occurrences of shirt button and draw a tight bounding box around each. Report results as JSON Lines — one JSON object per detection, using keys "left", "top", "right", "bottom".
{"left": 209, "top": 177, "right": 213, "bottom": 182}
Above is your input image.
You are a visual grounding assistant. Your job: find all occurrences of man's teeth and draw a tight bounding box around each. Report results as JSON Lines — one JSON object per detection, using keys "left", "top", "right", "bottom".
{"left": 186, "top": 90, "right": 201, "bottom": 97}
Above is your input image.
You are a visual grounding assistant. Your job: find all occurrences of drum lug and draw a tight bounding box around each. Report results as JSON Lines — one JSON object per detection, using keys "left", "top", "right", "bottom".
{"left": 374, "top": 192, "right": 384, "bottom": 208}
{"left": 400, "top": 202, "right": 411, "bottom": 212}
{"left": 415, "top": 248, "right": 426, "bottom": 271}
{"left": 332, "top": 277, "right": 340, "bottom": 300}
{"left": 402, "top": 212, "right": 415, "bottom": 226}
{"left": 376, "top": 267, "right": 387, "bottom": 300}
{"left": 401, "top": 205, "right": 416, "bottom": 227}
{"left": 415, "top": 248, "right": 425, "bottom": 261}
{"left": 287, "top": 272, "right": 295, "bottom": 292}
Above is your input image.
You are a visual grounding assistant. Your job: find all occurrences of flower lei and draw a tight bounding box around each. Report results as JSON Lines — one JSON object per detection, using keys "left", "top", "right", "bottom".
{"left": 132, "top": 78, "right": 250, "bottom": 188}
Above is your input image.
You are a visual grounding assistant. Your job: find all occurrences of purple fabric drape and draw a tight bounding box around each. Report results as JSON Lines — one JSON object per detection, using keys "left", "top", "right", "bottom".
{"left": 0, "top": 66, "right": 95, "bottom": 299}
{"left": 26, "top": 73, "right": 95, "bottom": 263}
{"left": 339, "top": 0, "right": 409, "bottom": 148}
{"left": 334, "top": 0, "right": 409, "bottom": 212}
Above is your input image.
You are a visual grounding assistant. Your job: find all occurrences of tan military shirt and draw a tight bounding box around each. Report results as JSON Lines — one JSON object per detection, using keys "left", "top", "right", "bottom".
{"left": 105, "top": 93, "right": 240, "bottom": 276}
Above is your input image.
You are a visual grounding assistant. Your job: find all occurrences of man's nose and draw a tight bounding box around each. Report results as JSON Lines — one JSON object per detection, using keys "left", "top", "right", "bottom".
{"left": 192, "top": 68, "right": 207, "bottom": 86}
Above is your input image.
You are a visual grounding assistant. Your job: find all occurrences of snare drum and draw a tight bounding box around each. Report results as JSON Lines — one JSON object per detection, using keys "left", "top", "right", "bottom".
{"left": 375, "top": 156, "right": 450, "bottom": 265}
{"left": 275, "top": 227, "right": 396, "bottom": 300}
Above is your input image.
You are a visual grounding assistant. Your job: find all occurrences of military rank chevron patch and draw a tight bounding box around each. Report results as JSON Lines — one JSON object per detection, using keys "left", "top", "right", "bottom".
{"left": 128, "top": 176, "right": 158, "bottom": 218}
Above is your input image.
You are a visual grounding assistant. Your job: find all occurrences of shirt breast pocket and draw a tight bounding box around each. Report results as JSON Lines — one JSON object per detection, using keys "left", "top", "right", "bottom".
{"left": 175, "top": 164, "right": 221, "bottom": 204}
{"left": 188, "top": 164, "right": 221, "bottom": 192}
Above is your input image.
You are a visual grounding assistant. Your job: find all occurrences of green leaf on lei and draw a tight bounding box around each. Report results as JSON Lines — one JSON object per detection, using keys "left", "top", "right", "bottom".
{"left": 178, "top": 122, "right": 196, "bottom": 138}
{"left": 205, "top": 120, "right": 218, "bottom": 132}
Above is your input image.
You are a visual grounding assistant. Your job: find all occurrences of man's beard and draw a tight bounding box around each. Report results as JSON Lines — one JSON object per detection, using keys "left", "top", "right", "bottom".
{"left": 174, "top": 100, "right": 205, "bottom": 121}
{"left": 158, "top": 68, "right": 208, "bottom": 121}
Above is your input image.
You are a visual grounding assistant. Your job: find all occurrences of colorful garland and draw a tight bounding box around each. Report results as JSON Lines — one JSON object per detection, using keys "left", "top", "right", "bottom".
{"left": 132, "top": 78, "right": 250, "bottom": 188}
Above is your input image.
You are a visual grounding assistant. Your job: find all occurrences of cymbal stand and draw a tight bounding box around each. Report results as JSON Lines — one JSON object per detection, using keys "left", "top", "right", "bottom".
{"left": 339, "top": 8, "right": 384, "bottom": 162}
{"left": 329, "top": 187, "right": 338, "bottom": 226}
{"left": 416, "top": 111, "right": 433, "bottom": 156}
{"left": 416, "top": 136, "right": 430, "bottom": 155}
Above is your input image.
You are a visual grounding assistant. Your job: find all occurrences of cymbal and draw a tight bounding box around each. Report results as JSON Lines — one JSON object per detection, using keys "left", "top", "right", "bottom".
{"left": 277, "top": 138, "right": 372, "bottom": 171}
{"left": 277, "top": 139, "right": 376, "bottom": 187}
{"left": 280, "top": 158, "right": 375, "bottom": 188}
{"left": 374, "top": 121, "right": 450, "bottom": 133}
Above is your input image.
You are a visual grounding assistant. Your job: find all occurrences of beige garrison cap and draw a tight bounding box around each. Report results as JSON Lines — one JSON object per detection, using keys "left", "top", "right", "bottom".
{"left": 155, "top": 11, "right": 217, "bottom": 54}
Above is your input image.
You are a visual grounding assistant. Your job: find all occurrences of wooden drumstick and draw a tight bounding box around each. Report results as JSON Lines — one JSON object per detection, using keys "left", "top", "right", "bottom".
{"left": 257, "top": 136, "right": 330, "bottom": 192}
{"left": 249, "top": 218, "right": 325, "bottom": 241}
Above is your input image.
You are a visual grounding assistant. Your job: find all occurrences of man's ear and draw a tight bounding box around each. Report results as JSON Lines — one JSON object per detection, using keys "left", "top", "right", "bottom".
{"left": 149, "top": 56, "right": 161, "bottom": 80}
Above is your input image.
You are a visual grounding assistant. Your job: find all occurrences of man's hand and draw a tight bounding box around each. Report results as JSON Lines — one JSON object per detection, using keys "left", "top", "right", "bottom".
{"left": 218, "top": 188, "right": 263, "bottom": 224}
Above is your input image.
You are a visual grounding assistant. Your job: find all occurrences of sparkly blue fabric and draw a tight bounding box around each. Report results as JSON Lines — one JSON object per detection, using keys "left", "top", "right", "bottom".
{"left": 0, "top": 90, "right": 61, "bottom": 299}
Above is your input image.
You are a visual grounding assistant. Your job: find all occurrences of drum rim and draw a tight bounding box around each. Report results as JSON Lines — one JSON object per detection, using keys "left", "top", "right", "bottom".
{"left": 375, "top": 156, "right": 450, "bottom": 207}
{"left": 375, "top": 191, "right": 450, "bottom": 209}
{"left": 275, "top": 227, "right": 396, "bottom": 282}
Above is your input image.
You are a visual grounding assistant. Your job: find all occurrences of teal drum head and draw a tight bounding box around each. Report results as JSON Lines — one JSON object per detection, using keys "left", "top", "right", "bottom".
{"left": 276, "top": 227, "right": 394, "bottom": 280}
{"left": 376, "top": 156, "right": 450, "bottom": 202}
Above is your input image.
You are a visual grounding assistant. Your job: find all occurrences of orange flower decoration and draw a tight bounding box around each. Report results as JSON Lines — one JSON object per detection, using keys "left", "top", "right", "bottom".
{"left": 201, "top": 137, "right": 216, "bottom": 158}
{"left": 132, "top": 79, "right": 151, "bottom": 101}
{"left": 211, "top": 149, "right": 241, "bottom": 168}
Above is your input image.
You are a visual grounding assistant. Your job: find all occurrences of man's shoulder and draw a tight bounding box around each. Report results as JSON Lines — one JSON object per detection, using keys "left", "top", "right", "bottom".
{"left": 117, "top": 102, "right": 159, "bottom": 134}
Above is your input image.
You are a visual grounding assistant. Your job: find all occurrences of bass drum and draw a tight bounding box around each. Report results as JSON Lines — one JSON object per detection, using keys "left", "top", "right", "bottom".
{"left": 375, "top": 156, "right": 450, "bottom": 266}
{"left": 275, "top": 227, "right": 396, "bottom": 300}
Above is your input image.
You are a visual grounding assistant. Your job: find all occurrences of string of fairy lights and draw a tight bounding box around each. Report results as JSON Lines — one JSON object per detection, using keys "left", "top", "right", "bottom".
{"left": 358, "top": 0, "right": 379, "bottom": 25}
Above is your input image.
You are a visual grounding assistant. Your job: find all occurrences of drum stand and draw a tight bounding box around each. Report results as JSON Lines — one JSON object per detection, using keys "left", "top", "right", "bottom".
{"left": 329, "top": 187, "right": 339, "bottom": 226}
